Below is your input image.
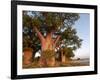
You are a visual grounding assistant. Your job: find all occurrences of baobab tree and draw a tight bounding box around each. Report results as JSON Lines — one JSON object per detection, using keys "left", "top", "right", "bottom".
{"left": 23, "top": 11, "right": 82, "bottom": 66}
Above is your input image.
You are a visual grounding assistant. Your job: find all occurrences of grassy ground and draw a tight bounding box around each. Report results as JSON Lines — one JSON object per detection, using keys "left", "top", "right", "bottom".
{"left": 23, "top": 58, "right": 89, "bottom": 69}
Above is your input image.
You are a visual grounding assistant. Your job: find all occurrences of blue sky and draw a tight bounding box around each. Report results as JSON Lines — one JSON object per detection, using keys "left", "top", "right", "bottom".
{"left": 74, "top": 13, "right": 90, "bottom": 58}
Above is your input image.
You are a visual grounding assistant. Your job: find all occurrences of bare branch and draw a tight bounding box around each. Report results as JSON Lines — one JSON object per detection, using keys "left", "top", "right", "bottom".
{"left": 34, "top": 27, "right": 45, "bottom": 41}
{"left": 54, "top": 35, "right": 61, "bottom": 47}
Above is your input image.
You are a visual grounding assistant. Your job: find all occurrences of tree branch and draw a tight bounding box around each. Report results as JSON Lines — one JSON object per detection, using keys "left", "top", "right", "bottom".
{"left": 34, "top": 27, "right": 45, "bottom": 41}
{"left": 54, "top": 35, "right": 61, "bottom": 46}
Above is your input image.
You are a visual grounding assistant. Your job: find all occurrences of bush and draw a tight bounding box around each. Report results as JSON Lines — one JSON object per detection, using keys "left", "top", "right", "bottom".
{"left": 42, "top": 50, "right": 55, "bottom": 59}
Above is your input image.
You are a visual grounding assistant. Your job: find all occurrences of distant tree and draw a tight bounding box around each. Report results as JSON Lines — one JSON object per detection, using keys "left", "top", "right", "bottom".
{"left": 55, "top": 26, "right": 82, "bottom": 63}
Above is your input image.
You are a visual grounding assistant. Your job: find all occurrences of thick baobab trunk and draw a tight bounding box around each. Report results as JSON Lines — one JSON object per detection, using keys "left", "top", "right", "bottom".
{"left": 41, "top": 33, "right": 54, "bottom": 51}
{"left": 40, "top": 33, "right": 55, "bottom": 67}
{"left": 23, "top": 48, "right": 33, "bottom": 65}
{"left": 34, "top": 27, "right": 60, "bottom": 67}
{"left": 61, "top": 49, "right": 69, "bottom": 64}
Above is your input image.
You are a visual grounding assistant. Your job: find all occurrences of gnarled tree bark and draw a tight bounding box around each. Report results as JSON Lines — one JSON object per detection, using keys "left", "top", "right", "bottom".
{"left": 34, "top": 27, "right": 61, "bottom": 67}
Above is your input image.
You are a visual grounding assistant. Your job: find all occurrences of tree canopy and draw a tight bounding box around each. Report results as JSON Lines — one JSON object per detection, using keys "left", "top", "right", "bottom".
{"left": 23, "top": 11, "right": 79, "bottom": 32}
{"left": 23, "top": 11, "right": 82, "bottom": 58}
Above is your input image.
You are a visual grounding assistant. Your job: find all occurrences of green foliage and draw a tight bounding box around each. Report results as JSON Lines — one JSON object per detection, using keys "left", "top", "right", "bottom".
{"left": 42, "top": 50, "right": 55, "bottom": 59}
{"left": 23, "top": 26, "right": 41, "bottom": 53}
{"left": 23, "top": 13, "right": 32, "bottom": 27}
{"left": 23, "top": 11, "right": 79, "bottom": 32}
{"left": 32, "top": 17, "right": 42, "bottom": 27}
{"left": 61, "top": 26, "right": 82, "bottom": 50}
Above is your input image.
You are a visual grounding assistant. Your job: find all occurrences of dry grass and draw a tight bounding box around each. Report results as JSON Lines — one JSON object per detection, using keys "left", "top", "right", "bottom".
{"left": 23, "top": 59, "right": 89, "bottom": 69}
